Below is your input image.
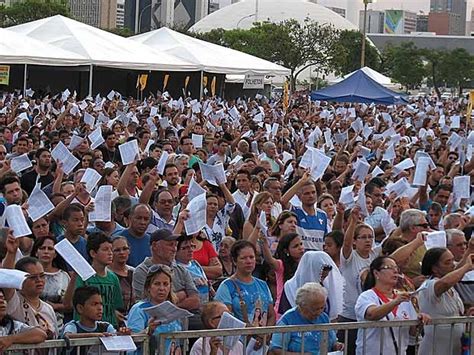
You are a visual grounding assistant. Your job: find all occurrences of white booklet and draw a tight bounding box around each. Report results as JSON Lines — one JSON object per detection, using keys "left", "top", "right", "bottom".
{"left": 54, "top": 239, "right": 96, "bottom": 281}
{"left": 142, "top": 301, "right": 193, "bottom": 324}
{"left": 100, "top": 335, "right": 137, "bottom": 351}
{"left": 217, "top": 312, "right": 246, "bottom": 350}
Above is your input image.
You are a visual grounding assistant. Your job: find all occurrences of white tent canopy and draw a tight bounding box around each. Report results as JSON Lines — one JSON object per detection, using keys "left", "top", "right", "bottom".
{"left": 131, "top": 27, "right": 290, "bottom": 76}
{"left": 7, "top": 15, "right": 200, "bottom": 72}
{"left": 0, "top": 27, "right": 87, "bottom": 66}
{"left": 335, "top": 67, "right": 392, "bottom": 86}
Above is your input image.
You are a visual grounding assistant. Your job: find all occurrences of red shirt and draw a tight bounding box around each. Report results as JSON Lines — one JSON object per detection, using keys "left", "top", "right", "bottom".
{"left": 193, "top": 240, "right": 218, "bottom": 266}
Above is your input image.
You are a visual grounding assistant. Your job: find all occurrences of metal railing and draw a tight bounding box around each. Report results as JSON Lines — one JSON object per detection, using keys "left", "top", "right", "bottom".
{"left": 5, "top": 334, "right": 149, "bottom": 354}
{"left": 158, "top": 316, "right": 474, "bottom": 355}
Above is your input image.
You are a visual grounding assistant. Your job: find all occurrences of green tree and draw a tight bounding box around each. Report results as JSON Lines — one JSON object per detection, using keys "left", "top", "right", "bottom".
{"left": 331, "top": 30, "right": 381, "bottom": 75}
{"left": 382, "top": 42, "right": 425, "bottom": 92}
{"left": 189, "top": 19, "right": 339, "bottom": 90}
{"left": 419, "top": 48, "right": 446, "bottom": 98}
{"left": 0, "top": 0, "right": 70, "bottom": 27}
{"left": 106, "top": 27, "right": 135, "bottom": 37}
{"left": 438, "top": 48, "right": 474, "bottom": 96}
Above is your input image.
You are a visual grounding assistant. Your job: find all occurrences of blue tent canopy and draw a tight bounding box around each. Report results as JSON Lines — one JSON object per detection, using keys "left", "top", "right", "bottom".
{"left": 310, "top": 69, "right": 408, "bottom": 105}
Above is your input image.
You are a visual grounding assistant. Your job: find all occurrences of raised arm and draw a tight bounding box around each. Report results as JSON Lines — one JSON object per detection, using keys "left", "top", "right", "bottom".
{"left": 139, "top": 170, "right": 159, "bottom": 205}
{"left": 434, "top": 254, "right": 474, "bottom": 297}
{"left": 218, "top": 182, "right": 235, "bottom": 205}
{"left": 116, "top": 162, "right": 136, "bottom": 197}
{"left": 342, "top": 206, "right": 360, "bottom": 259}
{"left": 2, "top": 232, "right": 20, "bottom": 301}
{"left": 281, "top": 170, "right": 311, "bottom": 209}
{"left": 390, "top": 232, "right": 424, "bottom": 266}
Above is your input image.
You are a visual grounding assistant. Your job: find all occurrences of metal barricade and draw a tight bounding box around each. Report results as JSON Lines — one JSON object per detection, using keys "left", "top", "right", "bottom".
{"left": 157, "top": 316, "right": 474, "bottom": 355}
{"left": 5, "top": 335, "right": 149, "bottom": 355}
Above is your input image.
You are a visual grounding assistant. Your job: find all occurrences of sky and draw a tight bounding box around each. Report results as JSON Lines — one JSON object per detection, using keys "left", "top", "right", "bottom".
{"left": 217, "top": 0, "right": 473, "bottom": 22}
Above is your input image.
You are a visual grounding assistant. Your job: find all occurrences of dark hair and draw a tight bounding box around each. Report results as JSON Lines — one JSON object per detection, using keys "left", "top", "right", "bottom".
{"left": 34, "top": 147, "right": 50, "bottom": 159}
{"left": 381, "top": 238, "right": 406, "bottom": 256}
{"left": 230, "top": 240, "right": 256, "bottom": 263}
{"left": 15, "top": 256, "right": 40, "bottom": 272}
{"left": 86, "top": 232, "right": 112, "bottom": 258}
{"left": 275, "top": 233, "right": 301, "bottom": 281}
{"left": 72, "top": 286, "right": 101, "bottom": 310}
{"left": 179, "top": 135, "right": 192, "bottom": 145}
{"left": 163, "top": 163, "right": 178, "bottom": 175}
{"left": 428, "top": 201, "right": 443, "bottom": 214}
{"left": 363, "top": 256, "right": 394, "bottom": 291}
{"left": 324, "top": 230, "right": 344, "bottom": 248}
{"left": 177, "top": 234, "right": 193, "bottom": 249}
{"left": 62, "top": 203, "right": 84, "bottom": 221}
{"left": 236, "top": 169, "right": 251, "bottom": 180}
{"left": 30, "top": 236, "right": 67, "bottom": 271}
{"left": 0, "top": 175, "right": 20, "bottom": 194}
{"left": 421, "top": 247, "right": 448, "bottom": 276}
{"left": 138, "top": 157, "right": 158, "bottom": 173}
{"left": 433, "top": 184, "right": 452, "bottom": 195}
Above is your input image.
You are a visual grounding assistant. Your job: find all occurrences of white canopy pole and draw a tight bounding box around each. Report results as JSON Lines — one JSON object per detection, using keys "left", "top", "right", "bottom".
{"left": 88, "top": 64, "right": 93, "bottom": 97}
{"left": 199, "top": 70, "right": 204, "bottom": 99}
{"left": 23, "top": 64, "right": 28, "bottom": 97}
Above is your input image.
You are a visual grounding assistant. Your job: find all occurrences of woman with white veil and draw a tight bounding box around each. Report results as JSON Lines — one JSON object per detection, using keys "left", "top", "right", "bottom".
{"left": 278, "top": 251, "right": 344, "bottom": 321}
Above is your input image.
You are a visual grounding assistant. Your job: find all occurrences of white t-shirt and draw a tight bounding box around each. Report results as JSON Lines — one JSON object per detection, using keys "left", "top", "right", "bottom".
{"left": 340, "top": 247, "right": 380, "bottom": 320}
{"left": 190, "top": 337, "right": 244, "bottom": 355}
{"left": 7, "top": 291, "right": 58, "bottom": 338}
{"left": 355, "top": 289, "right": 417, "bottom": 355}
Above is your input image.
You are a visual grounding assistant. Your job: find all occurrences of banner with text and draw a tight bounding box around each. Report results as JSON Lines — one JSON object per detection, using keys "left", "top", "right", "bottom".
{"left": 243, "top": 74, "right": 265, "bottom": 89}
{"left": 0, "top": 66, "right": 10, "bottom": 85}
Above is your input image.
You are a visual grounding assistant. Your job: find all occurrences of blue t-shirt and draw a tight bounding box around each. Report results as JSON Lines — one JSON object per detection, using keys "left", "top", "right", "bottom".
{"left": 127, "top": 300, "right": 182, "bottom": 355}
{"left": 57, "top": 235, "right": 90, "bottom": 268}
{"left": 62, "top": 320, "right": 116, "bottom": 337}
{"left": 214, "top": 277, "right": 273, "bottom": 326}
{"left": 271, "top": 307, "right": 336, "bottom": 355}
{"left": 291, "top": 206, "right": 328, "bottom": 251}
{"left": 178, "top": 260, "right": 209, "bottom": 304}
{"left": 119, "top": 229, "right": 151, "bottom": 267}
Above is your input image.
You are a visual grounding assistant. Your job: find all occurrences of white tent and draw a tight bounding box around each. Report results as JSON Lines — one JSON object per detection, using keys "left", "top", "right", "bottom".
{"left": 334, "top": 67, "right": 393, "bottom": 86}
{"left": 7, "top": 15, "right": 200, "bottom": 72}
{"left": 0, "top": 27, "right": 87, "bottom": 66}
{"left": 130, "top": 27, "right": 291, "bottom": 76}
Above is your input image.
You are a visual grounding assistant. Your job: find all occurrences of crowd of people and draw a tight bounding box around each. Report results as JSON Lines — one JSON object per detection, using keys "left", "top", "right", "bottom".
{"left": 0, "top": 87, "right": 472, "bottom": 355}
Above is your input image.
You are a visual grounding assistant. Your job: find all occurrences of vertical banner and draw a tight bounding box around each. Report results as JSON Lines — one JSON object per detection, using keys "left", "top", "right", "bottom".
{"left": 184, "top": 76, "right": 190, "bottom": 93}
{"left": 468, "top": 91, "right": 474, "bottom": 128}
{"left": 0, "top": 65, "right": 10, "bottom": 85}
{"left": 283, "top": 81, "right": 289, "bottom": 111}
{"left": 163, "top": 74, "right": 170, "bottom": 91}
{"left": 203, "top": 76, "right": 208, "bottom": 88}
{"left": 139, "top": 74, "right": 148, "bottom": 91}
{"left": 211, "top": 76, "right": 216, "bottom": 97}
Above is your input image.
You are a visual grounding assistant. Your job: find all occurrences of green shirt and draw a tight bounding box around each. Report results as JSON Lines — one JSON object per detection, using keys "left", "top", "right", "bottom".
{"left": 74, "top": 271, "right": 124, "bottom": 327}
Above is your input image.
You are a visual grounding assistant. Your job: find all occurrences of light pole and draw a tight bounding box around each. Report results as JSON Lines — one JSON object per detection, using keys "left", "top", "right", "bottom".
{"left": 138, "top": 3, "right": 152, "bottom": 34}
{"left": 236, "top": 13, "right": 255, "bottom": 28}
{"left": 360, "top": 0, "right": 374, "bottom": 68}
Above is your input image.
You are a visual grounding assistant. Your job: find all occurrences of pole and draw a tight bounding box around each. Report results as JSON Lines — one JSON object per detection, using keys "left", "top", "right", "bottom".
{"left": 199, "top": 70, "right": 204, "bottom": 99}
{"left": 23, "top": 64, "right": 27, "bottom": 97}
{"left": 255, "top": 0, "right": 258, "bottom": 22}
{"left": 134, "top": 0, "right": 140, "bottom": 33}
{"left": 361, "top": 0, "right": 368, "bottom": 68}
{"left": 138, "top": 3, "right": 152, "bottom": 34}
{"left": 88, "top": 64, "right": 93, "bottom": 97}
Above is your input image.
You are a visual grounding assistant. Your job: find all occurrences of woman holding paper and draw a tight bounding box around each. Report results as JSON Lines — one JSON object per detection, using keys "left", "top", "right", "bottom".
{"left": 127, "top": 264, "right": 182, "bottom": 355}
{"left": 243, "top": 191, "right": 274, "bottom": 239}
{"left": 418, "top": 248, "right": 474, "bottom": 355}
{"left": 355, "top": 256, "right": 430, "bottom": 355}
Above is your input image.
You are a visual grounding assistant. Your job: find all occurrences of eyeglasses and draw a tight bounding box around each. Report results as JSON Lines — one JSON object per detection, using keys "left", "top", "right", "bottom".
{"left": 414, "top": 223, "right": 430, "bottom": 228}
{"left": 379, "top": 265, "right": 400, "bottom": 273}
{"left": 113, "top": 247, "right": 130, "bottom": 253}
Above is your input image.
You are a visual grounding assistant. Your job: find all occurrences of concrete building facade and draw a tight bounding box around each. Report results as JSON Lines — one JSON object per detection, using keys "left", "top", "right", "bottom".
{"left": 359, "top": 9, "right": 385, "bottom": 33}
{"left": 69, "top": 0, "right": 117, "bottom": 29}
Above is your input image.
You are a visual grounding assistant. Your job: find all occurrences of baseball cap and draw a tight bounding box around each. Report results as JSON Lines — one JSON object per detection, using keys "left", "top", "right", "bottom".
{"left": 150, "top": 229, "right": 179, "bottom": 244}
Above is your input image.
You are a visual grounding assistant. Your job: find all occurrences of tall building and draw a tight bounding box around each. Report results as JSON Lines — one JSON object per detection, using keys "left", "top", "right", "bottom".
{"left": 69, "top": 0, "right": 117, "bottom": 29}
{"left": 416, "top": 13, "right": 429, "bottom": 32}
{"left": 327, "top": 7, "right": 346, "bottom": 18}
{"left": 116, "top": 0, "right": 125, "bottom": 28}
{"left": 359, "top": 9, "right": 384, "bottom": 33}
{"left": 384, "top": 10, "right": 417, "bottom": 34}
{"left": 209, "top": 0, "right": 219, "bottom": 14}
{"left": 429, "top": 0, "right": 467, "bottom": 35}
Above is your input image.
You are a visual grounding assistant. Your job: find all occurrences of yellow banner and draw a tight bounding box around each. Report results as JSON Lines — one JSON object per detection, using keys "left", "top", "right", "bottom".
{"left": 283, "top": 81, "right": 289, "bottom": 111}
{"left": 0, "top": 65, "right": 10, "bottom": 85}
{"left": 203, "top": 76, "right": 208, "bottom": 87}
{"left": 139, "top": 74, "right": 148, "bottom": 91}
{"left": 211, "top": 76, "right": 216, "bottom": 97}
{"left": 467, "top": 91, "right": 474, "bottom": 127}
{"left": 163, "top": 74, "right": 170, "bottom": 91}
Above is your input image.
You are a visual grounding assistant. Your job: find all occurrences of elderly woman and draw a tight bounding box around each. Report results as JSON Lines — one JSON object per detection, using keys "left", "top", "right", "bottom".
{"left": 270, "top": 283, "right": 343, "bottom": 355}
{"left": 190, "top": 301, "right": 244, "bottom": 355}
{"left": 355, "top": 256, "right": 430, "bottom": 355}
{"left": 418, "top": 248, "right": 473, "bottom": 355}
